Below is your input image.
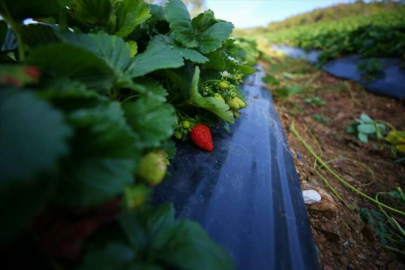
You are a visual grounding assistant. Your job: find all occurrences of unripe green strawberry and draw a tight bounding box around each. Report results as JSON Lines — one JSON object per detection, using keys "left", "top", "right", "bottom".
{"left": 233, "top": 111, "right": 239, "bottom": 119}
{"left": 214, "top": 93, "right": 225, "bottom": 103}
{"left": 174, "top": 130, "right": 182, "bottom": 139}
{"left": 182, "top": 120, "right": 190, "bottom": 128}
{"left": 218, "top": 81, "right": 229, "bottom": 90}
{"left": 234, "top": 97, "right": 246, "bottom": 108}
{"left": 227, "top": 98, "right": 240, "bottom": 109}
{"left": 124, "top": 185, "right": 149, "bottom": 209}
{"left": 138, "top": 151, "right": 167, "bottom": 186}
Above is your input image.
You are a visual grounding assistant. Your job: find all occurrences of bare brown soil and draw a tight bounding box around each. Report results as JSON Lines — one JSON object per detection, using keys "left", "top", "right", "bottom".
{"left": 260, "top": 57, "right": 405, "bottom": 270}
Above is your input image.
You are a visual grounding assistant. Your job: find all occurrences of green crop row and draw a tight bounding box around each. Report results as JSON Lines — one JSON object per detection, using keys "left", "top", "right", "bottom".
{"left": 264, "top": 9, "right": 405, "bottom": 63}
{"left": 0, "top": 0, "right": 259, "bottom": 269}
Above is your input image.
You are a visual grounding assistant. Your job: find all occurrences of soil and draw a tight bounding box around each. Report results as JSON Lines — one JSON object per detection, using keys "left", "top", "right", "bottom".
{"left": 259, "top": 57, "right": 405, "bottom": 270}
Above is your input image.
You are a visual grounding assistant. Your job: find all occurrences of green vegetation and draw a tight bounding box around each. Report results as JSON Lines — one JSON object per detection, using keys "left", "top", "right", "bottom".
{"left": 266, "top": 2, "right": 403, "bottom": 31}
{"left": 237, "top": 2, "right": 405, "bottom": 64}
{"left": 0, "top": 0, "right": 259, "bottom": 268}
{"left": 234, "top": 2, "right": 403, "bottom": 36}
{"left": 357, "top": 58, "right": 384, "bottom": 81}
{"left": 264, "top": 9, "right": 405, "bottom": 64}
{"left": 360, "top": 188, "right": 405, "bottom": 256}
{"left": 305, "top": 96, "right": 326, "bottom": 106}
{"left": 262, "top": 74, "right": 279, "bottom": 85}
{"left": 275, "top": 85, "right": 302, "bottom": 99}
{"left": 347, "top": 113, "right": 386, "bottom": 143}
{"left": 312, "top": 113, "right": 330, "bottom": 125}
{"left": 386, "top": 130, "right": 405, "bottom": 153}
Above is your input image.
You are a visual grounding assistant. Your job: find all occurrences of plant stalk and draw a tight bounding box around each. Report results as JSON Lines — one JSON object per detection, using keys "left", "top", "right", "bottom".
{"left": 291, "top": 121, "right": 405, "bottom": 216}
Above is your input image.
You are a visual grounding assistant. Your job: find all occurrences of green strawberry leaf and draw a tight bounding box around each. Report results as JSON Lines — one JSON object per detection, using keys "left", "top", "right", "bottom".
{"left": 114, "top": 0, "right": 151, "bottom": 38}
{"left": 39, "top": 87, "right": 108, "bottom": 112}
{"left": 120, "top": 204, "right": 176, "bottom": 252}
{"left": 122, "top": 93, "right": 176, "bottom": 148}
{"left": 135, "top": 77, "right": 168, "bottom": 97}
{"left": 204, "top": 51, "right": 255, "bottom": 75}
{"left": 67, "top": 0, "right": 113, "bottom": 30}
{"left": 262, "top": 74, "right": 279, "bottom": 85}
{"left": 377, "top": 123, "right": 386, "bottom": 132}
{"left": 197, "top": 22, "right": 234, "bottom": 54}
{"left": 157, "top": 219, "right": 235, "bottom": 270}
{"left": 360, "top": 113, "right": 374, "bottom": 124}
{"left": 204, "top": 52, "right": 227, "bottom": 71}
{"left": 229, "top": 62, "right": 256, "bottom": 76}
{"left": 164, "top": 62, "right": 195, "bottom": 102}
{"left": 173, "top": 43, "right": 209, "bottom": 63}
{"left": 275, "top": 85, "right": 302, "bottom": 98}
{"left": 164, "top": 0, "right": 232, "bottom": 53}
{"left": 149, "top": 34, "right": 208, "bottom": 63}
{"left": 164, "top": 0, "right": 197, "bottom": 48}
{"left": 0, "top": 89, "right": 72, "bottom": 242}
{"left": 149, "top": 4, "right": 165, "bottom": 21}
{"left": 0, "top": 89, "right": 72, "bottom": 183}
{"left": 78, "top": 204, "right": 234, "bottom": 269}
{"left": 192, "top": 10, "right": 216, "bottom": 32}
{"left": 26, "top": 43, "right": 115, "bottom": 92}
{"left": 20, "top": 24, "right": 60, "bottom": 48}
{"left": 126, "top": 41, "right": 184, "bottom": 78}
{"left": 60, "top": 33, "right": 145, "bottom": 92}
{"left": 60, "top": 33, "right": 131, "bottom": 74}
{"left": 77, "top": 243, "right": 136, "bottom": 270}
{"left": 189, "top": 67, "right": 234, "bottom": 123}
{"left": 119, "top": 204, "right": 235, "bottom": 270}
{"left": 357, "top": 124, "right": 377, "bottom": 134}
{"left": 53, "top": 102, "right": 139, "bottom": 207}
{"left": 358, "top": 132, "right": 369, "bottom": 143}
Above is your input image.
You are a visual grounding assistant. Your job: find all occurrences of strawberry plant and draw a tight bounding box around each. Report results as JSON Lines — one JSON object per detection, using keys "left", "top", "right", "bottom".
{"left": 262, "top": 9, "right": 405, "bottom": 64}
{"left": 347, "top": 113, "right": 386, "bottom": 143}
{"left": 262, "top": 74, "right": 280, "bottom": 86}
{"left": 275, "top": 85, "right": 302, "bottom": 99}
{"left": 305, "top": 96, "right": 326, "bottom": 106}
{"left": 360, "top": 188, "right": 405, "bottom": 256}
{"left": 312, "top": 113, "right": 330, "bottom": 125}
{"left": 357, "top": 58, "right": 384, "bottom": 81}
{"left": 0, "top": 0, "right": 259, "bottom": 268}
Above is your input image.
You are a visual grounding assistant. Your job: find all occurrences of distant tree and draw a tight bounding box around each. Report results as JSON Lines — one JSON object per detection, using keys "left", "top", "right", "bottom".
{"left": 145, "top": 0, "right": 206, "bottom": 17}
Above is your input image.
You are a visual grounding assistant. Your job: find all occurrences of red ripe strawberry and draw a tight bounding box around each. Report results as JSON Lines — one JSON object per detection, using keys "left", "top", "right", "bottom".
{"left": 190, "top": 124, "right": 214, "bottom": 152}
{"left": 24, "top": 66, "right": 41, "bottom": 80}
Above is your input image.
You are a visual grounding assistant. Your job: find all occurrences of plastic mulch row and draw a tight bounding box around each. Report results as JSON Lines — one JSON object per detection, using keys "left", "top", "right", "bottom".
{"left": 271, "top": 45, "right": 405, "bottom": 99}
{"left": 152, "top": 66, "right": 320, "bottom": 270}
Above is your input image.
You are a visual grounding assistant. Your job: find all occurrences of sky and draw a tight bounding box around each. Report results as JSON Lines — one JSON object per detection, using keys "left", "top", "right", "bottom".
{"left": 206, "top": 0, "right": 368, "bottom": 28}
